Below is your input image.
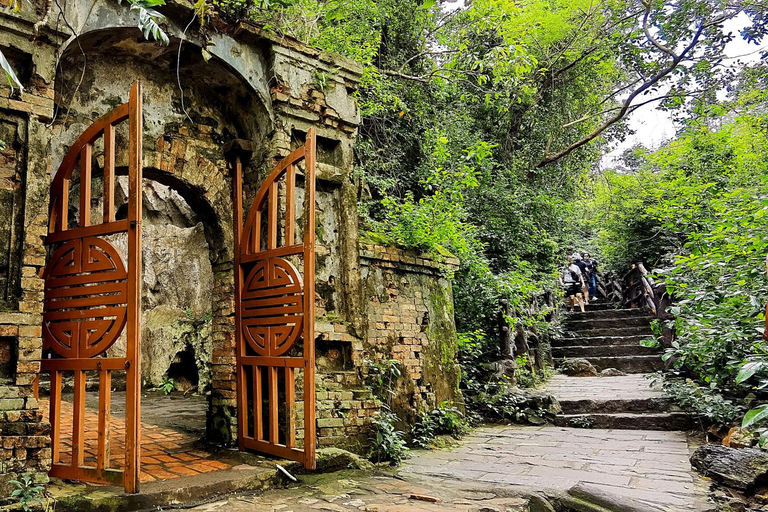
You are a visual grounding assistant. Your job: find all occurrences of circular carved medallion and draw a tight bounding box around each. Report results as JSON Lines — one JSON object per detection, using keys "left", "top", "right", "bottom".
{"left": 43, "top": 237, "right": 128, "bottom": 358}
{"left": 241, "top": 257, "right": 304, "bottom": 356}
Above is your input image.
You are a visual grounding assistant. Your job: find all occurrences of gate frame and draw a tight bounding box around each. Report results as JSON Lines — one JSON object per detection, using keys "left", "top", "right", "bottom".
{"left": 229, "top": 129, "right": 317, "bottom": 469}
{"left": 40, "top": 81, "right": 143, "bottom": 493}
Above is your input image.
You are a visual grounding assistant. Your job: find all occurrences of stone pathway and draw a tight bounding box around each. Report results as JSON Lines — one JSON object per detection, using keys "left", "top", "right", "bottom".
{"left": 186, "top": 470, "right": 529, "bottom": 512}
{"left": 183, "top": 425, "right": 709, "bottom": 512}
{"left": 403, "top": 425, "right": 709, "bottom": 511}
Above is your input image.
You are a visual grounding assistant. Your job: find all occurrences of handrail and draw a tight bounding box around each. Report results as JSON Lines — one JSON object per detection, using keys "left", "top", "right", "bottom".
{"left": 625, "top": 262, "right": 658, "bottom": 313}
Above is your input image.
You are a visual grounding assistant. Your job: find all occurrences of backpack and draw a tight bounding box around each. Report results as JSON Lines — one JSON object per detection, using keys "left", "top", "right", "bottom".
{"left": 569, "top": 268, "right": 580, "bottom": 283}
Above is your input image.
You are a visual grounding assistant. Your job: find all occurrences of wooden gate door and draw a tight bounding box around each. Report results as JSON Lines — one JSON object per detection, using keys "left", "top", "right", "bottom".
{"left": 40, "top": 82, "right": 143, "bottom": 492}
{"left": 232, "top": 129, "right": 317, "bottom": 469}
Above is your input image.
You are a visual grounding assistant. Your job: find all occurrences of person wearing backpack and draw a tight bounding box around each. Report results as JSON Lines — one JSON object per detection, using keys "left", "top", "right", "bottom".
{"left": 560, "top": 255, "right": 585, "bottom": 312}
{"left": 571, "top": 253, "right": 590, "bottom": 305}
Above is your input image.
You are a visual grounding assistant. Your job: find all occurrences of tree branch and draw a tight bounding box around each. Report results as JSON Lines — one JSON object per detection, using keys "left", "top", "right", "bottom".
{"left": 641, "top": 0, "right": 677, "bottom": 58}
{"left": 536, "top": 21, "right": 706, "bottom": 168}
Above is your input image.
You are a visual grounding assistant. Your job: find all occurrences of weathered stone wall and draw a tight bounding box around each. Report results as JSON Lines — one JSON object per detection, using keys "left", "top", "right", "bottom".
{"left": 0, "top": 4, "right": 58, "bottom": 494}
{"left": 309, "top": 245, "right": 462, "bottom": 450}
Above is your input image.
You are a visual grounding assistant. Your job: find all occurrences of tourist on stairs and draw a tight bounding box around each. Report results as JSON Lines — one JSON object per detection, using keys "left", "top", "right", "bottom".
{"left": 560, "top": 255, "right": 585, "bottom": 313}
{"left": 571, "top": 253, "right": 590, "bottom": 305}
{"left": 583, "top": 252, "right": 598, "bottom": 301}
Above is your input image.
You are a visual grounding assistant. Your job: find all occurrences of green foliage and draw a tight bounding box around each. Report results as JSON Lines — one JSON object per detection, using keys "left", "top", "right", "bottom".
{"left": 568, "top": 416, "right": 595, "bottom": 429}
{"left": 513, "top": 354, "right": 551, "bottom": 389}
{"left": 457, "top": 330, "right": 554, "bottom": 423}
{"left": 656, "top": 377, "right": 744, "bottom": 426}
{"left": 0, "top": 50, "right": 23, "bottom": 93}
{"left": 368, "top": 409, "right": 409, "bottom": 464}
{"left": 742, "top": 404, "right": 768, "bottom": 448}
{"left": 120, "top": 0, "right": 170, "bottom": 45}
{"left": 589, "top": 105, "right": 768, "bottom": 398}
{"left": 10, "top": 474, "right": 45, "bottom": 512}
{"left": 410, "top": 401, "right": 469, "bottom": 449}
{"left": 160, "top": 376, "right": 175, "bottom": 395}
{"left": 363, "top": 358, "right": 401, "bottom": 406}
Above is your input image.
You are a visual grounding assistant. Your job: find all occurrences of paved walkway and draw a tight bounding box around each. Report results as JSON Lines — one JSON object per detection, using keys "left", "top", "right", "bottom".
{"left": 403, "top": 425, "right": 709, "bottom": 511}
{"left": 184, "top": 425, "right": 709, "bottom": 512}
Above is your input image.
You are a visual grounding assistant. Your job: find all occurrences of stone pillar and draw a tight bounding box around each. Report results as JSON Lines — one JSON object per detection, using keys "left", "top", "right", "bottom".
{"left": 0, "top": 8, "right": 59, "bottom": 492}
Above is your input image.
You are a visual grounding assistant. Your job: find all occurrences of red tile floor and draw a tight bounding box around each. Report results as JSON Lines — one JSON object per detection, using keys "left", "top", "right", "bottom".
{"left": 40, "top": 397, "right": 232, "bottom": 483}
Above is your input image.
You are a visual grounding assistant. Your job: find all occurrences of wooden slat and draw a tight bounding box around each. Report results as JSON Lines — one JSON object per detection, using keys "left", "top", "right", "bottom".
{"left": 58, "top": 180, "right": 69, "bottom": 232}
{"left": 240, "top": 244, "right": 303, "bottom": 263}
{"left": 80, "top": 144, "right": 92, "bottom": 227}
{"left": 252, "top": 210, "right": 261, "bottom": 253}
{"left": 285, "top": 165, "right": 295, "bottom": 246}
{"left": 72, "top": 370, "right": 86, "bottom": 467}
{"left": 124, "top": 80, "right": 143, "bottom": 494}
{"left": 269, "top": 366, "right": 278, "bottom": 443}
{"left": 239, "top": 356, "right": 306, "bottom": 368}
{"left": 45, "top": 280, "right": 126, "bottom": 299}
{"left": 50, "top": 370, "right": 62, "bottom": 464}
{"left": 49, "top": 465, "right": 123, "bottom": 486}
{"left": 41, "top": 357, "right": 128, "bottom": 372}
{"left": 285, "top": 367, "right": 296, "bottom": 449}
{"left": 104, "top": 124, "right": 116, "bottom": 222}
{"left": 97, "top": 370, "right": 111, "bottom": 471}
{"left": 233, "top": 155, "right": 246, "bottom": 451}
{"left": 44, "top": 220, "right": 129, "bottom": 244}
{"left": 303, "top": 128, "right": 317, "bottom": 469}
{"left": 241, "top": 438, "right": 304, "bottom": 460}
{"left": 254, "top": 366, "right": 263, "bottom": 441}
{"left": 268, "top": 183, "right": 278, "bottom": 250}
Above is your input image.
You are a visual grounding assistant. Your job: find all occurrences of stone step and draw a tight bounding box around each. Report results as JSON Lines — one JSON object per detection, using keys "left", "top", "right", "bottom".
{"left": 552, "top": 344, "right": 660, "bottom": 358}
{"left": 566, "top": 308, "right": 650, "bottom": 320}
{"left": 574, "top": 302, "right": 617, "bottom": 311}
{"left": 554, "top": 412, "right": 692, "bottom": 430}
{"left": 552, "top": 335, "right": 649, "bottom": 347}
{"left": 557, "top": 397, "right": 677, "bottom": 415}
{"left": 576, "top": 355, "right": 664, "bottom": 373}
{"left": 563, "top": 325, "right": 653, "bottom": 337}
{"left": 564, "top": 316, "right": 654, "bottom": 329}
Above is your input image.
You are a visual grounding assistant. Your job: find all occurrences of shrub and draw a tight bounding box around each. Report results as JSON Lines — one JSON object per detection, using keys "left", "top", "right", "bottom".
{"left": 410, "top": 401, "right": 469, "bottom": 448}
{"left": 368, "top": 410, "right": 409, "bottom": 464}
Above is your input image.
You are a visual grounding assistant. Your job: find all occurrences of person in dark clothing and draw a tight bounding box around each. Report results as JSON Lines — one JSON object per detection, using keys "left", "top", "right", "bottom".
{"left": 584, "top": 253, "right": 598, "bottom": 301}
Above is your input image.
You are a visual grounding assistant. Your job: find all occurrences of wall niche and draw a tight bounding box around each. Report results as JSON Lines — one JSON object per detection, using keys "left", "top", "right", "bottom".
{"left": 0, "top": 115, "right": 26, "bottom": 311}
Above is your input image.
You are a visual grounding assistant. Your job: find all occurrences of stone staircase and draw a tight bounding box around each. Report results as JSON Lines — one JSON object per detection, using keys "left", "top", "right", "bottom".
{"left": 549, "top": 301, "right": 690, "bottom": 430}
{"left": 552, "top": 302, "right": 664, "bottom": 374}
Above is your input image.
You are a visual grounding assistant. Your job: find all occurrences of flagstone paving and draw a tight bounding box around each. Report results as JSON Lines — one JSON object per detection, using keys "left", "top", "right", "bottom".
{"left": 403, "top": 425, "right": 710, "bottom": 511}
{"left": 184, "top": 425, "right": 710, "bottom": 512}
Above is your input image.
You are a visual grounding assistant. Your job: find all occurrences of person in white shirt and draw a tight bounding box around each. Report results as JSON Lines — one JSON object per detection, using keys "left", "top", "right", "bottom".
{"left": 559, "top": 255, "right": 585, "bottom": 312}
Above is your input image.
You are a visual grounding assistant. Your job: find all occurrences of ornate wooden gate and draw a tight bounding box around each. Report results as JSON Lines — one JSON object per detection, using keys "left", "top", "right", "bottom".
{"left": 231, "top": 129, "right": 317, "bottom": 469}
{"left": 40, "top": 82, "right": 143, "bottom": 492}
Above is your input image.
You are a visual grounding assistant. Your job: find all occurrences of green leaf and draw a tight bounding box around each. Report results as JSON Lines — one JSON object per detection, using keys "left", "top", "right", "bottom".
{"left": 743, "top": 404, "right": 768, "bottom": 428}
{"left": 0, "top": 49, "right": 23, "bottom": 93}
{"left": 737, "top": 361, "right": 767, "bottom": 384}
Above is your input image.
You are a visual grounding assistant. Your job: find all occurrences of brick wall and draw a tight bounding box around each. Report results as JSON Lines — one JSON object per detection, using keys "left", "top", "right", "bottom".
{"left": 305, "top": 245, "right": 461, "bottom": 451}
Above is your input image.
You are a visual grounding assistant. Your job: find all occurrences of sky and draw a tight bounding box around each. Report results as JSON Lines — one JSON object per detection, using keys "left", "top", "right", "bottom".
{"left": 600, "top": 13, "right": 766, "bottom": 168}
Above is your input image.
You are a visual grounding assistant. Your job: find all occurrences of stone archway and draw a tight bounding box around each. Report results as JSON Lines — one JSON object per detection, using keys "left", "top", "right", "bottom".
{"left": 50, "top": 27, "right": 273, "bottom": 445}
